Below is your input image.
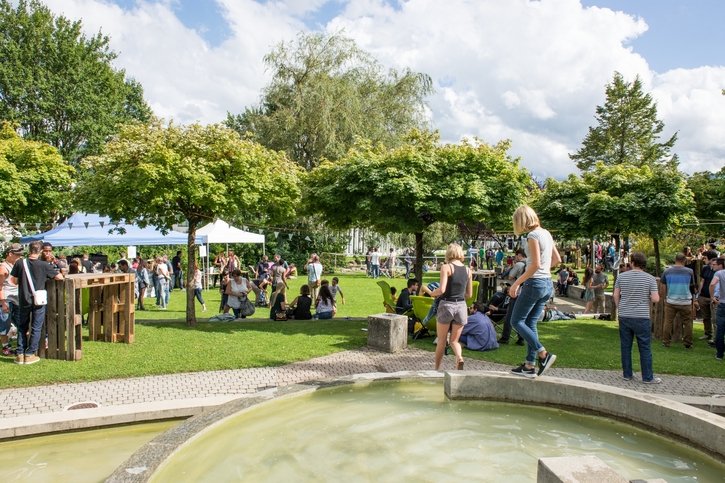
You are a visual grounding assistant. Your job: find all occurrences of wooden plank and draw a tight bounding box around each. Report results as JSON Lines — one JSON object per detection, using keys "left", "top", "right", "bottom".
{"left": 88, "top": 286, "right": 101, "bottom": 341}
{"left": 122, "top": 279, "right": 135, "bottom": 343}
{"left": 64, "top": 280, "right": 75, "bottom": 361}
{"left": 66, "top": 273, "right": 134, "bottom": 288}
{"left": 103, "top": 285, "right": 115, "bottom": 343}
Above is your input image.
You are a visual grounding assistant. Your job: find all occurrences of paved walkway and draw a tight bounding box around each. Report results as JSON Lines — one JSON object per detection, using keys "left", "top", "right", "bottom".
{"left": 1, "top": 344, "right": 724, "bottom": 436}
{"left": 0, "top": 291, "right": 723, "bottom": 437}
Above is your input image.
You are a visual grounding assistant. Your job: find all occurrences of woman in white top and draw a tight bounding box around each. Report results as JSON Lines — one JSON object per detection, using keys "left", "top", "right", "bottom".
{"left": 315, "top": 284, "right": 336, "bottom": 319}
{"left": 508, "top": 205, "right": 561, "bottom": 379}
{"left": 225, "top": 269, "right": 250, "bottom": 318}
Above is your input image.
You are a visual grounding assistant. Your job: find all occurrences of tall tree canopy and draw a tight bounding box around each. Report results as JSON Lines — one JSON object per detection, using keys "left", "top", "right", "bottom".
{"left": 226, "top": 32, "right": 433, "bottom": 170}
{"left": 0, "top": 0, "right": 152, "bottom": 162}
{"left": 75, "top": 121, "right": 301, "bottom": 325}
{"left": 0, "top": 122, "right": 74, "bottom": 223}
{"left": 305, "top": 130, "right": 533, "bottom": 281}
{"left": 535, "top": 162, "right": 694, "bottom": 275}
{"left": 570, "top": 72, "right": 677, "bottom": 172}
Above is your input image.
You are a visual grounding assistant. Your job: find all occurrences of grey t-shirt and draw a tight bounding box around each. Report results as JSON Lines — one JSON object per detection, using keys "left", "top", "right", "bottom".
{"left": 508, "top": 260, "right": 526, "bottom": 281}
{"left": 592, "top": 271, "right": 608, "bottom": 296}
{"left": 525, "top": 227, "right": 554, "bottom": 279}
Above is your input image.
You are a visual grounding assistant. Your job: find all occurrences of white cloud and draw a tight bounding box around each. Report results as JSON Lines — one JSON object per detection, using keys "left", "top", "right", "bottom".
{"left": 39, "top": 0, "right": 725, "bottom": 178}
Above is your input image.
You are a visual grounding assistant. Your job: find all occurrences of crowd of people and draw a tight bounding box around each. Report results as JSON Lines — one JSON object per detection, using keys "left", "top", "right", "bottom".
{"left": 383, "top": 205, "right": 723, "bottom": 380}
{"left": 1, "top": 206, "right": 722, "bottom": 373}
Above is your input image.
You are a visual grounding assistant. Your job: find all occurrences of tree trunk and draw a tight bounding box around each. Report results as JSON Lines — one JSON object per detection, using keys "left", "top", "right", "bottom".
{"left": 653, "top": 238, "right": 661, "bottom": 277}
{"left": 186, "top": 222, "right": 197, "bottom": 327}
{"left": 590, "top": 238, "right": 595, "bottom": 268}
{"left": 414, "top": 232, "right": 424, "bottom": 284}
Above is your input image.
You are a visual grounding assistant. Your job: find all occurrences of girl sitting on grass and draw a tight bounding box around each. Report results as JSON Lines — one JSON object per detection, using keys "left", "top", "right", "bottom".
{"left": 315, "top": 285, "right": 336, "bottom": 319}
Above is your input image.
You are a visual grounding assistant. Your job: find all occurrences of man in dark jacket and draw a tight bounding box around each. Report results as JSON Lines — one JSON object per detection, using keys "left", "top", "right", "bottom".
{"left": 396, "top": 278, "right": 419, "bottom": 316}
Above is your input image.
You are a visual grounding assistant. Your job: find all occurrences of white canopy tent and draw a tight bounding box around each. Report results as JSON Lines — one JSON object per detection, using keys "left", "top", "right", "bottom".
{"left": 195, "top": 219, "right": 265, "bottom": 287}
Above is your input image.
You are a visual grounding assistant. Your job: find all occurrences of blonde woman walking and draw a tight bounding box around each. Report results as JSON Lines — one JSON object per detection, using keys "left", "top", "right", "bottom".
{"left": 430, "top": 243, "right": 473, "bottom": 370}
{"left": 508, "top": 205, "right": 561, "bottom": 378}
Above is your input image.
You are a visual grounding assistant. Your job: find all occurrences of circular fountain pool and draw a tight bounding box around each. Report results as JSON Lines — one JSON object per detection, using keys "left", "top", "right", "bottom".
{"left": 148, "top": 379, "right": 724, "bottom": 482}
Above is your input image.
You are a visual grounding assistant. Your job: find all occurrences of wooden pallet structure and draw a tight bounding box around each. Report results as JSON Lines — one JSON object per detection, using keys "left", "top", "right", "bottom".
{"left": 43, "top": 273, "right": 135, "bottom": 361}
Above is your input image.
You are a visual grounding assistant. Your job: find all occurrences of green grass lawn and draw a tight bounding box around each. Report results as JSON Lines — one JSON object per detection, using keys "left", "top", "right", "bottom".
{"left": 0, "top": 272, "right": 719, "bottom": 388}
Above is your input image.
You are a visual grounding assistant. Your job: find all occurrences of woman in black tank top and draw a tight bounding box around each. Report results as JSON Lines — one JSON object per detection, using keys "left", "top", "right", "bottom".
{"left": 429, "top": 243, "right": 472, "bottom": 371}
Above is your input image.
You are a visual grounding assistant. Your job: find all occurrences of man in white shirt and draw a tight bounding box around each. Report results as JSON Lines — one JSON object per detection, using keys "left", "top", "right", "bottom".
{"left": 370, "top": 247, "right": 381, "bottom": 279}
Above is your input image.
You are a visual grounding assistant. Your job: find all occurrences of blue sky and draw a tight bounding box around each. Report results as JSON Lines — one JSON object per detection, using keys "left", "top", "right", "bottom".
{"left": 580, "top": 0, "right": 725, "bottom": 71}
{"left": 43, "top": 0, "right": 725, "bottom": 178}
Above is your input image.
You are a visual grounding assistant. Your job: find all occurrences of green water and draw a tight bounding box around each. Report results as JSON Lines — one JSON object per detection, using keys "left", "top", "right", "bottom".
{"left": 0, "top": 420, "right": 178, "bottom": 482}
{"left": 153, "top": 381, "right": 725, "bottom": 482}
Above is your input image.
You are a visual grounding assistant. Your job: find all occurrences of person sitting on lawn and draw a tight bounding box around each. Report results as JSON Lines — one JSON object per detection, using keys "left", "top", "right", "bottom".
{"left": 395, "top": 278, "right": 419, "bottom": 316}
{"left": 225, "top": 269, "right": 252, "bottom": 319}
{"left": 269, "top": 283, "right": 287, "bottom": 320}
{"left": 460, "top": 303, "right": 499, "bottom": 352}
{"left": 485, "top": 285, "right": 509, "bottom": 323}
{"left": 315, "top": 284, "right": 336, "bottom": 319}
{"left": 288, "top": 284, "right": 312, "bottom": 320}
{"left": 390, "top": 286, "right": 398, "bottom": 304}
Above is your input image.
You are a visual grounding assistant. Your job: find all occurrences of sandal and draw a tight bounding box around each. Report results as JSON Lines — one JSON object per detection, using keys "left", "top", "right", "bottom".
{"left": 456, "top": 360, "right": 464, "bottom": 370}
{"left": 2, "top": 346, "right": 13, "bottom": 356}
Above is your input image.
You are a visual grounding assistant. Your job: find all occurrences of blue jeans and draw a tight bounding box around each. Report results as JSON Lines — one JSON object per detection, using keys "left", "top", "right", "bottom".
{"left": 715, "top": 304, "right": 725, "bottom": 359}
{"left": 510, "top": 278, "right": 552, "bottom": 365}
{"left": 153, "top": 275, "right": 161, "bottom": 305}
{"left": 174, "top": 270, "right": 184, "bottom": 290}
{"left": 159, "top": 279, "right": 170, "bottom": 307}
{"left": 17, "top": 304, "right": 47, "bottom": 356}
{"left": 316, "top": 311, "right": 333, "bottom": 319}
{"left": 422, "top": 298, "right": 440, "bottom": 325}
{"left": 194, "top": 288, "right": 205, "bottom": 305}
{"left": 371, "top": 264, "right": 380, "bottom": 278}
{"left": 618, "top": 317, "right": 654, "bottom": 381}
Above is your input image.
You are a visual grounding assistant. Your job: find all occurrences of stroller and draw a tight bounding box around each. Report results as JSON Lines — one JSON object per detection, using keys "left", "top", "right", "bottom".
{"left": 256, "top": 288, "right": 269, "bottom": 307}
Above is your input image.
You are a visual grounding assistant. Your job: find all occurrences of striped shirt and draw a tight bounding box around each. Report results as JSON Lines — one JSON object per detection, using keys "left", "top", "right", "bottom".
{"left": 615, "top": 269, "right": 658, "bottom": 318}
{"left": 661, "top": 265, "right": 696, "bottom": 305}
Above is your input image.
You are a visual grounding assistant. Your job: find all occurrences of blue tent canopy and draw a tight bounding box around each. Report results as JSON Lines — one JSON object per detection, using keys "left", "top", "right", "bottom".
{"left": 20, "top": 213, "right": 207, "bottom": 247}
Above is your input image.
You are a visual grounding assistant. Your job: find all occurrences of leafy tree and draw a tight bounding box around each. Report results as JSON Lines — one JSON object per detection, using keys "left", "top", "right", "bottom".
{"left": 75, "top": 121, "right": 301, "bottom": 325}
{"left": 226, "top": 32, "right": 433, "bottom": 170}
{"left": 304, "top": 130, "right": 533, "bottom": 281}
{"left": 536, "top": 163, "right": 694, "bottom": 275}
{"left": 570, "top": 72, "right": 677, "bottom": 172}
{"left": 0, "top": 122, "right": 74, "bottom": 223}
{"left": 533, "top": 175, "right": 594, "bottom": 240}
{"left": 686, "top": 167, "right": 725, "bottom": 238}
{"left": 0, "top": 0, "right": 152, "bottom": 162}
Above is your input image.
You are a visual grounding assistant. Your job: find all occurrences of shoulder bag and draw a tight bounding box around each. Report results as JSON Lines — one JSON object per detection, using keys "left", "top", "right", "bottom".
{"left": 23, "top": 259, "right": 48, "bottom": 306}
